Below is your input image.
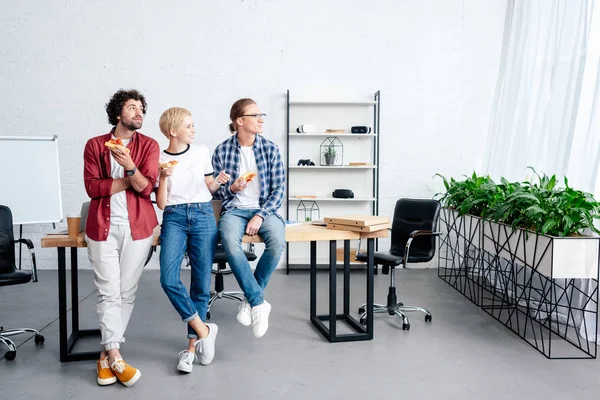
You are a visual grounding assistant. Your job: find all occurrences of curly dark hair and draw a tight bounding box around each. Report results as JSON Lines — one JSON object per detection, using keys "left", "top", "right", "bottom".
{"left": 105, "top": 89, "right": 148, "bottom": 126}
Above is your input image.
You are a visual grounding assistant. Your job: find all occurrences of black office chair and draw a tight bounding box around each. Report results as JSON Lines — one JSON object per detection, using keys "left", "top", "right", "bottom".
{"left": 206, "top": 200, "right": 256, "bottom": 320}
{"left": 356, "top": 198, "right": 442, "bottom": 330}
{"left": 206, "top": 242, "right": 256, "bottom": 320}
{"left": 0, "top": 205, "right": 45, "bottom": 360}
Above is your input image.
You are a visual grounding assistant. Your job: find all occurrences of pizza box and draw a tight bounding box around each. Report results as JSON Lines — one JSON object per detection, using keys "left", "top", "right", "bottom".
{"left": 324, "top": 215, "right": 390, "bottom": 227}
{"left": 327, "top": 222, "right": 391, "bottom": 233}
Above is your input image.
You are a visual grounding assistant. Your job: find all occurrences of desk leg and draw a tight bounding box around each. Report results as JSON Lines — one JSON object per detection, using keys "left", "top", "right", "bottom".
{"left": 71, "top": 248, "right": 79, "bottom": 332}
{"left": 328, "top": 240, "right": 337, "bottom": 339}
{"left": 311, "top": 239, "right": 372, "bottom": 342}
{"left": 57, "top": 248, "right": 68, "bottom": 362}
{"left": 366, "top": 238, "right": 375, "bottom": 336}
{"left": 310, "top": 241, "right": 317, "bottom": 319}
{"left": 343, "top": 240, "right": 350, "bottom": 315}
{"left": 56, "top": 247, "right": 101, "bottom": 362}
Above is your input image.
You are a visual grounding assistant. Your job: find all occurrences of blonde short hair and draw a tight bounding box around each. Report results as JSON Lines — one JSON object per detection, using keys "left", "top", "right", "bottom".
{"left": 159, "top": 107, "right": 191, "bottom": 138}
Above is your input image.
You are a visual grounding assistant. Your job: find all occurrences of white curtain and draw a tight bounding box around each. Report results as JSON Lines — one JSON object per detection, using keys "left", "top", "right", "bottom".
{"left": 483, "top": 0, "right": 600, "bottom": 342}
{"left": 484, "top": 0, "right": 597, "bottom": 184}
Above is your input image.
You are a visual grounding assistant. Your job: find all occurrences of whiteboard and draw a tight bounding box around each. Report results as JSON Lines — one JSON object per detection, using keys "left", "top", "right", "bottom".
{"left": 0, "top": 136, "right": 63, "bottom": 224}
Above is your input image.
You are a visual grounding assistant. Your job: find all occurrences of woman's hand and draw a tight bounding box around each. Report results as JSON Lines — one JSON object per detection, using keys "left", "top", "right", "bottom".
{"left": 159, "top": 164, "right": 174, "bottom": 178}
{"left": 215, "top": 170, "right": 230, "bottom": 185}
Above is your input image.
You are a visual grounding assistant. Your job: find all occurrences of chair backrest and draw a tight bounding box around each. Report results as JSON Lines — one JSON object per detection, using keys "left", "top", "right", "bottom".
{"left": 0, "top": 205, "right": 16, "bottom": 274}
{"left": 212, "top": 199, "right": 223, "bottom": 223}
{"left": 389, "top": 198, "right": 441, "bottom": 262}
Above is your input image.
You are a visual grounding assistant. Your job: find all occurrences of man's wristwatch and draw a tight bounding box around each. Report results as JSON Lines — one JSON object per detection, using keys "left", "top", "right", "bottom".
{"left": 125, "top": 167, "right": 137, "bottom": 177}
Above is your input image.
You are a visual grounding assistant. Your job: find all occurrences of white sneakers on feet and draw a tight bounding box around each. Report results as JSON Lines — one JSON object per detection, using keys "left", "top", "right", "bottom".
{"left": 177, "top": 350, "right": 196, "bottom": 373}
{"left": 251, "top": 300, "right": 271, "bottom": 338}
{"left": 194, "top": 323, "right": 219, "bottom": 366}
{"left": 237, "top": 299, "right": 252, "bottom": 326}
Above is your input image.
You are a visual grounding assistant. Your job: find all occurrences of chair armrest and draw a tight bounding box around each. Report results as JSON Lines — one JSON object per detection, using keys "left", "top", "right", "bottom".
{"left": 356, "top": 227, "right": 393, "bottom": 254}
{"left": 14, "top": 238, "right": 34, "bottom": 249}
{"left": 14, "top": 239, "right": 38, "bottom": 282}
{"left": 403, "top": 230, "right": 443, "bottom": 268}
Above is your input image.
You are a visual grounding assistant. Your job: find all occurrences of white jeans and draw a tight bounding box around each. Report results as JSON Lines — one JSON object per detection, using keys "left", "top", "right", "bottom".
{"left": 86, "top": 225, "right": 153, "bottom": 350}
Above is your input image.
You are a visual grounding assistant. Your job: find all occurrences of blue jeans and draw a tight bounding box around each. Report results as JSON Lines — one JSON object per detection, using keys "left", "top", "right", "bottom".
{"left": 159, "top": 202, "right": 217, "bottom": 339}
{"left": 218, "top": 208, "right": 285, "bottom": 307}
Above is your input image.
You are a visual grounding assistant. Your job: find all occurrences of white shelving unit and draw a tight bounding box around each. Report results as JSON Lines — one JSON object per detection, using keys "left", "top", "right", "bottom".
{"left": 288, "top": 133, "right": 378, "bottom": 137}
{"left": 288, "top": 165, "right": 377, "bottom": 170}
{"left": 285, "top": 90, "right": 381, "bottom": 273}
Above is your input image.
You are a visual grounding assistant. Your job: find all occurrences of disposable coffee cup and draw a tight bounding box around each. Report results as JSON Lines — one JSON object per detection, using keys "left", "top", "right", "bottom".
{"left": 67, "top": 213, "right": 81, "bottom": 238}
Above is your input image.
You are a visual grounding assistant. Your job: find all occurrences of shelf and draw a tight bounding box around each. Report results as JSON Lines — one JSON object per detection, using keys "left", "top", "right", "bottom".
{"left": 289, "top": 197, "right": 376, "bottom": 202}
{"left": 289, "top": 165, "right": 376, "bottom": 169}
{"left": 289, "top": 100, "right": 377, "bottom": 106}
{"left": 288, "top": 133, "right": 377, "bottom": 137}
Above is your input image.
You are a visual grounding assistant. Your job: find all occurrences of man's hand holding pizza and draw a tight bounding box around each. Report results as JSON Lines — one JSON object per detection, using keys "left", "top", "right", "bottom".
{"left": 231, "top": 171, "right": 256, "bottom": 193}
{"left": 105, "top": 139, "right": 135, "bottom": 170}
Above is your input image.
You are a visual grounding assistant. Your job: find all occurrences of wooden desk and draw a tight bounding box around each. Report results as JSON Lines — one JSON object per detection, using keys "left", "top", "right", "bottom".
{"left": 42, "top": 224, "right": 387, "bottom": 362}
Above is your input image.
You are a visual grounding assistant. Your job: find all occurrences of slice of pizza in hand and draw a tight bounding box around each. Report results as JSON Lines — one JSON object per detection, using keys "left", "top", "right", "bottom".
{"left": 104, "top": 137, "right": 130, "bottom": 153}
{"left": 241, "top": 171, "right": 257, "bottom": 183}
{"left": 160, "top": 160, "right": 179, "bottom": 170}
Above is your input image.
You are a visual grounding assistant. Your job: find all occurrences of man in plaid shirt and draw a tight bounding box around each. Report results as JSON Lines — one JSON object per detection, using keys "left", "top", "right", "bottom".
{"left": 212, "top": 98, "right": 286, "bottom": 339}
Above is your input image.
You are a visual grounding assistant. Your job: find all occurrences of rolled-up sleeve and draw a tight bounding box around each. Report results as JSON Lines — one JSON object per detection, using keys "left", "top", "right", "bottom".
{"left": 83, "top": 139, "right": 112, "bottom": 199}
{"left": 137, "top": 139, "right": 160, "bottom": 197}
{"left": 257, "top": 144, "right": 285, "bottom": 219}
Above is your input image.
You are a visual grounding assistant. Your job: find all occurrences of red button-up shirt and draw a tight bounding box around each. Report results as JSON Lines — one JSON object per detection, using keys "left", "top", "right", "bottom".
{"left": 83, "top": 130, "right": 159, "bottom": 241}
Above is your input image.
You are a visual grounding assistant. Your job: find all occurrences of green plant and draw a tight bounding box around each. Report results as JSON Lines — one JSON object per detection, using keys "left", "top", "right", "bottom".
{"left": 435, "top": 168, "right": 600, "bottom": 237}
{"left": 323, "top": 145, "right": 337, "bottom": 157}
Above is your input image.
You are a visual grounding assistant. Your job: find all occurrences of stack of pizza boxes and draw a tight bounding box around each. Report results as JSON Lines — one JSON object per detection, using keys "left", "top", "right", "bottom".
{"left": 324, "top": 215, "right": 391, "bottom": 233}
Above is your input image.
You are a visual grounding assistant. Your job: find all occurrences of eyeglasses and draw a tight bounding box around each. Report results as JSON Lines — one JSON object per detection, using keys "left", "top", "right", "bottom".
{"left": 242, "top": 113, "right": 266, "bottom": 119}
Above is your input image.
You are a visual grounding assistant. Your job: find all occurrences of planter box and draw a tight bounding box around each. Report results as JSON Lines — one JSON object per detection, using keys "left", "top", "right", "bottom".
{"left": 437, "top": 208, "right": 484, "bottom": 306}
{"left": 438, "top": 207, "right": 600, "bottom": 359}
{"left": 482, "top": 220, "right": 599, "bottom": 279}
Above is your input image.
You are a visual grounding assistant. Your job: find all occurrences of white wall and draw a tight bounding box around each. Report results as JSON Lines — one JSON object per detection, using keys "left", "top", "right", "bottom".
{"left": 0, "top": 0, "right": 507, "bottom": 269}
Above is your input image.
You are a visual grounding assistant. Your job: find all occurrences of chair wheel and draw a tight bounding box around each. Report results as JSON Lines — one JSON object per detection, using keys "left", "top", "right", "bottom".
{"left": 425, "top": 314, "right": 432, "bottom": 322}
{"left": 5, "top": 350, "right": 16, "bottom": 360}
{"left": 359, "top": 317, "right": 367, "bottom": 325}
{"left": 35, "top": 334, "right": 45, "bottom": 345}
{"left": 398, "top": 302, "right": 404, "bottom": 307}
{"left": 402, "top": 323, "right": 410, "bottom": 331}
{"left": 358, "top": 307, "right": 365, "bottom": 314}
{"left": 206, "top": 312, "right": 211, "bottom": 321}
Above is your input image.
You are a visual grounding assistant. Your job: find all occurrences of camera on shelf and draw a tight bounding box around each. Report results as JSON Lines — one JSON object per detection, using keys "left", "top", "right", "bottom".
{"left": 297, "top": 159, "right": 316, "bottom": 166}
{"left": 351, "top": 126, "right": 372, "bottom": 134}
{"left": 296, "top": 124, "right": 317, "bottom": 133}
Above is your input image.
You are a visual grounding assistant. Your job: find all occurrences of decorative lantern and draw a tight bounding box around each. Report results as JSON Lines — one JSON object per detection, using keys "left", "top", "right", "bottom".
{"left": 320, "top": 137, "right": 343, "bottom": 166}
{"left": 296, "top": 200, "right": 320, "bottom": 222}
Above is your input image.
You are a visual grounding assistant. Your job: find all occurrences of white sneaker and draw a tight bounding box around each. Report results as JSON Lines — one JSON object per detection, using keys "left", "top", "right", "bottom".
{"left": 251, "top": 300, "right": 271, "bottom": 338}
{"left": 237, "top": 299, "right": 252, "bottom": 326}
{"left": 177, "top": 350, "right": 196, "bottom": 373}
{"left": 194, "top": 323, "right": 218, "bottom": 366}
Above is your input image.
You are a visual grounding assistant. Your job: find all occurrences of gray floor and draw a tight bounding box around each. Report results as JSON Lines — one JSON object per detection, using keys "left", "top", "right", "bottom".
{"left": 1, "top": 268, "right": 599, "bottom": 399}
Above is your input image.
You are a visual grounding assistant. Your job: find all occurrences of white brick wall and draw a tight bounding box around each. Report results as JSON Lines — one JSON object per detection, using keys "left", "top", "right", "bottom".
{"left": 0, "top": 0, "right": 507, "bottom": 269}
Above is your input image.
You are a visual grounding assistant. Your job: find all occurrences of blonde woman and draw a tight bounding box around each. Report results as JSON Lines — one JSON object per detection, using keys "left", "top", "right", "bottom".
{"left": 156, "top": 107, "right": 229, "bottom": 373}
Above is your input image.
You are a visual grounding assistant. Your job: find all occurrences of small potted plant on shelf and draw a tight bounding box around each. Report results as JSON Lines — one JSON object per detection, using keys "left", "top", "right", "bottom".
{"left": 323, "top": 145, "right": 337, "bottom": 166}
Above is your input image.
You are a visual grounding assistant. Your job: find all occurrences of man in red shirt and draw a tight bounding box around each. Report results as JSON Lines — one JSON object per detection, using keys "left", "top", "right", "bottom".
{"left": 83, "top": 89, "right": 159, "bottom": 387}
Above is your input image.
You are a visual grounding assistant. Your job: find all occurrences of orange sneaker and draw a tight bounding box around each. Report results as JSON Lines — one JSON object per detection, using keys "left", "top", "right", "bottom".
{"left": 110, "top": 359, "right": 141, "bottom": 387}
{"left": 97, "top": 357, "right": 117, "bottom": 386}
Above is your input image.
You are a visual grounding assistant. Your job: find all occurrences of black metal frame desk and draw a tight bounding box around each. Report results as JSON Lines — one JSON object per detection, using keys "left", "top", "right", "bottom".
{"left": 42, "top": 224, "right": 386, "bottom": 361}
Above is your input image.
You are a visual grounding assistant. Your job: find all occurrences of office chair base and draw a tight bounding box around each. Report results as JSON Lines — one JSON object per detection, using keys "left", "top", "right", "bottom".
{"left": 0, "top": 327, "right": 45, "bottom": 360}
{"left": 358, "top": 303, "right": 432, "bottom": 331}
{"left": 206, "top": 291, "right": 245, "bottom": 320}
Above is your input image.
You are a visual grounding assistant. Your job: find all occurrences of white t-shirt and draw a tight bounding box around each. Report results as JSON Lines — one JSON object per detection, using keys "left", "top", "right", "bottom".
{"left": 232, "top": 146, "right": 261, "bottom": 209}
{"left": 110, "top": 136, "right": 130, "bottom": 225}
{"left": 160, "top": 144, "right": 214, "bottom": 206}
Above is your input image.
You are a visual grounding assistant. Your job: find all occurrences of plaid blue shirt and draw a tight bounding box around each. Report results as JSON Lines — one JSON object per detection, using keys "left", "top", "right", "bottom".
{"left": 212, "top": 133, "right": 286, "bottom": 219}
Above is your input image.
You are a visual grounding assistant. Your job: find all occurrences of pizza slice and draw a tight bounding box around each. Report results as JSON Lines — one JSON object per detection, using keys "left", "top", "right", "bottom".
{"left": 104, "top": 137, "right": 130, "bottom": 153}
{"left": 241, "top": 171, "right": 257, "bottom": 183}
{"left": 160, "top": 160, "right": 179, "bottom": 170}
